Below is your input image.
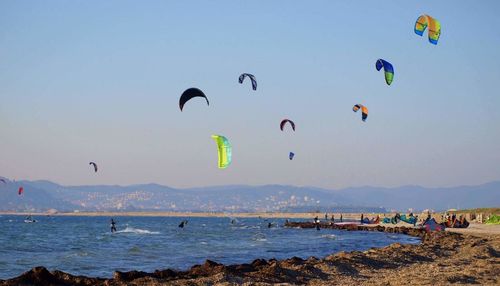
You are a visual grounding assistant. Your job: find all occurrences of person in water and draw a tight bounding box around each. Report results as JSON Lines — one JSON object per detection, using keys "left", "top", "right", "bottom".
{"left": 25, "top": 215, "right": 35, "bottom": 223}
{"left": 110, "top": 219, "right": 117, "bottom": 233}
{"left": 178, "top": 220, "right": 188, "bottom": 228}
{"left": 313, "top": 216, "right": 320, "bottom": 230}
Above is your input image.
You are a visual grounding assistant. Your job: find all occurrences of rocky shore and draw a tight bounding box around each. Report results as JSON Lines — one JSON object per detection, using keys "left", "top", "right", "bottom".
{"left": 284, "top": 221, "right": 427, "bottom": 237}
{"left": 1, "top": 224, "right": 498, "bottom": 286}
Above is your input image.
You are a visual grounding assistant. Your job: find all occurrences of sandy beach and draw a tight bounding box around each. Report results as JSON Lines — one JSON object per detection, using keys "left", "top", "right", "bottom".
{"left": 1, "top": 222, "right": 498, "bottom": 285}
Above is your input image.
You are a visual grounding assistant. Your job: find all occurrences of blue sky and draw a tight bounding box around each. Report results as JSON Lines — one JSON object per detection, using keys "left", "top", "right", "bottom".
{"left": 1, "top": 1, "right": 499, "bottom": 188}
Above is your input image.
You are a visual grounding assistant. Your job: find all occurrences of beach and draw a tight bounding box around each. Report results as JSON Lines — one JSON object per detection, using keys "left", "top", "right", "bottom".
{"left": 1, "top": 222, "right": 498, "bottom": 285}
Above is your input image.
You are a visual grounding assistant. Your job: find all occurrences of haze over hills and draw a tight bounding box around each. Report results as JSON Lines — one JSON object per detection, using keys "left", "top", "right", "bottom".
{"left": 0, "top": 178, "right": 499, "bottom": 213}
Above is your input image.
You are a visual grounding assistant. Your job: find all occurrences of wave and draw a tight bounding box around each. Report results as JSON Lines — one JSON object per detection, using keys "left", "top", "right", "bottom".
{"left": 252, "top": 233, "right": 267, "bottom": 242}
{"left": 320, "top": 234, "right": 336, "bottom": 240}
{"left": 235, "top": 225, "right": 259, "bottom": 230}
{"left": 115, "top": 226, "right": 160, "bottom": 235}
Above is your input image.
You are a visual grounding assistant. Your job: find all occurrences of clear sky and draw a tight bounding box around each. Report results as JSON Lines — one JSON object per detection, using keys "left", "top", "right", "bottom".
{"left": 1, "top": 1, "right": 499, "bottom": 189}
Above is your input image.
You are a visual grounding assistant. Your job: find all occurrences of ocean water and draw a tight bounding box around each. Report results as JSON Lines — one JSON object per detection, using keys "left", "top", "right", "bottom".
{"left": 0, "top": 215, "right": 420, "bottom": 279}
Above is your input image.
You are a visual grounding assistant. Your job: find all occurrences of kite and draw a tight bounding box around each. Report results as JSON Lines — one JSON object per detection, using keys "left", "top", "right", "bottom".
{"left": 238, "top": 73, "right": 257, "bottom": 90}
{"left": 280, "top": 119, "right": 296, "bottom": 131}
{"left": 353, "top": 104, "right": 368, "bottom": 122}
{"left": 414, "top": 14, "right": 441, "bottom": 45}
{"left": 179, "top": 88, "right": 209, "bottom": 111}
{"left": 375, "top": 59, "right": 394, "bottom": 85}
{"left": 89, "top": 162, "right": 98, "bottom": 173}
{"left": 289, "top": 152, "right": 295, "bottom": 160}
{"left": 211, "top": 135, "right": 232, "bottom": 169}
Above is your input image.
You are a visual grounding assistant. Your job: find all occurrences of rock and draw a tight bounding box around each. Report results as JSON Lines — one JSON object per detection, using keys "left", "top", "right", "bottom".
{"left": 113, "top": 270, "right": 149, "bottom": 281}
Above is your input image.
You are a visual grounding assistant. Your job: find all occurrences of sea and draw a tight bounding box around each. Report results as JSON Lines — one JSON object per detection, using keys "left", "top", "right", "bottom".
{"left": 0, "top": 215, "right": 420, "bottom": 279}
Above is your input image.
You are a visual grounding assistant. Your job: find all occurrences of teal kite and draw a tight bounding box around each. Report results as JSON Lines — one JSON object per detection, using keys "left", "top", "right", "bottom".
{"left": 211, "top": 135, "right": 232, "bottom": 169}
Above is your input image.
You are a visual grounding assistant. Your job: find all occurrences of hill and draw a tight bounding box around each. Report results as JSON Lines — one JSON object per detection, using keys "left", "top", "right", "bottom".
{"left": 0, "top": 178, "right": 499, "bottom": 213}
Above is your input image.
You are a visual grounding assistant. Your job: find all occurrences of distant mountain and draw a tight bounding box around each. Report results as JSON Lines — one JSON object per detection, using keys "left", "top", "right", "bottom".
{"left": 0, "top": 178, "right": 499, "bottom": 213}
{"left": 0, "top": 179, "right": 77, "bottom": 212}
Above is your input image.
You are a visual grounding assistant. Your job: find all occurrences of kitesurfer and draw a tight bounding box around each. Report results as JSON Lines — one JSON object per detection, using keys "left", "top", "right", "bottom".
{"left": 313, "top": 216, "right": 320, "bottom": 230}
{"left": 110, "top": 219, "right": 117, "bottom": 233}
{"left": 178, "top": 220, "right": 188, "bottom": 228}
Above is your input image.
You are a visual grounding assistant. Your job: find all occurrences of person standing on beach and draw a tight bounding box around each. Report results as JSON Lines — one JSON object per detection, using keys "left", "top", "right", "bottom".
{"left": 324, "top": 213, "right": 328, "bottom": 220}
{"left": 360, "top": 214, "right": 364, "bottom": 224}
{"left": 340, "top": 214, "right": 343, "bottom": 222}
{"left": 426, "top": 212, "right": 431, "bottom": 223}
{"left": 110, "top": 219, "right": 117, "bottom": 233}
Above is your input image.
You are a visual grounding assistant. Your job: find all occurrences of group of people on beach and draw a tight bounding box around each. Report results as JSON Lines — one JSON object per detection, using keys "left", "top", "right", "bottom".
{"left": 360, "top": 214, "right": 380, "bottom": 224}
{"left": 312, "top": 212, "right": 347, "bottom": 230}
{"left": 323, "top": 212, "right": 343, "bottom": 223}
{"left": 442, "top": 213, "right": 469, "bottom": 228}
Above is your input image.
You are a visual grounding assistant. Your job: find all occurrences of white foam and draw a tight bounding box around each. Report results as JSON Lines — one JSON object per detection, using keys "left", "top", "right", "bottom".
{"left": 252, "top": 233, "right": 267, "bottom": 242}
{"left": 115, "top": 226, "right": 160, "bottom": 235}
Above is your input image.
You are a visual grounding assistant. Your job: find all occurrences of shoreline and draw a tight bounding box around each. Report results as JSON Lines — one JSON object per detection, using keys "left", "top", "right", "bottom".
{"left": 0, "top": 211, "right": 377, "bottom": 219}
{"left": 1, "top": 222, "right": 498, "bottom": 285}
